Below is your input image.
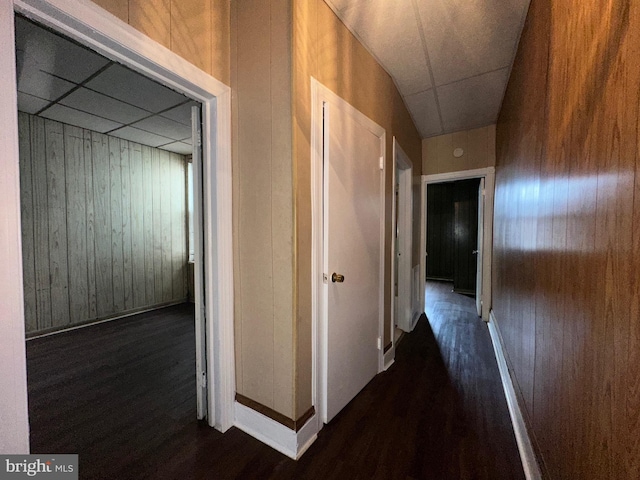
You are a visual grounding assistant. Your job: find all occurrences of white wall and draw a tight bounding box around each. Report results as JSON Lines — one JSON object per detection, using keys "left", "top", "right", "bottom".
{"left": 0, "top": 0, "right": 29, "bottom": 453}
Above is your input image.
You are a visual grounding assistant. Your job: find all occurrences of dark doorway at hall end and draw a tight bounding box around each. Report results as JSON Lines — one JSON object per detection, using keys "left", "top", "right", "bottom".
{"left": 426, "top": 178, "right": 481, "bottom": 297}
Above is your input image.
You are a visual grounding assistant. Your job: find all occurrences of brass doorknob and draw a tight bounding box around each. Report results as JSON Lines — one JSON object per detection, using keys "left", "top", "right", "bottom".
{"left": 331, "top": 273, "right": 345, "bottom": 283}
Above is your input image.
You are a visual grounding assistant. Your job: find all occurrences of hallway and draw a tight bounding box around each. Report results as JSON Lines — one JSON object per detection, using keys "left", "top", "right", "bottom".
{"left": 26, "top": 283, "right": 523, "bottom": 479}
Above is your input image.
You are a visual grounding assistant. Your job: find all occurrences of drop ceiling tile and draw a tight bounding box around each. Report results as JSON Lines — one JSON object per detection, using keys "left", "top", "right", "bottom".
{"left": 17, "top": 64, "right": 75, "bottom": 102}
{"left": 160, "top": 101, "right": 199, "bottom": 126}
{"left": 60, "top": 87, "right": 150, "bottom": 124}
{"left": 130, "top": 115, "right": 192, "bottom": 141}
{"left": 327, "top": 0, "right": 372, "bottom": 13}
{"left": 437, "top": 68, "right": 509, "bottom": 133}
{"left": 86, "top": 64, "right": 188, "bottom": 113}
{"left": 109, "top": 126, "right": 175, "bottom": 148}
{"left": 15, "top": 16, "right": 109, "bottom": 84}
{"left": 417, "top": 0, "right": 527, "bottom": 86}
{"left": 17, "top": 92, "right": 50, "bottom": 114}
{"left": 40, "top": 104, "right": 122, "bottom": 133}
{"left": 340, "top": 0, "right": 432, "bottom": 95}
{"left": 160, "top": 142, "right": 193, "bottom": 155}
{"left": 404, "top": 89, "right": 442, "bottom": 138}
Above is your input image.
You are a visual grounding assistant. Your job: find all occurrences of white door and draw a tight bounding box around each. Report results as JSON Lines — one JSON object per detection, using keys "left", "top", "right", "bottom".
{"left": 323, "top": 99, "right": 384, "bottom": 423}
{"left": 192, "top": 105, "right": 207, "bottom": 420}
{"left": 476, "top": 178, "right": 485, "bottom": 317}
{"left": 396, "top": 165, "right": 413, "bottom": 332}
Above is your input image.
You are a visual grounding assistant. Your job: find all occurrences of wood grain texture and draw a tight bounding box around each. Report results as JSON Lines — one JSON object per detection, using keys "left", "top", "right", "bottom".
{"left": 45, "top": 119, "right": 70, "bottom": 328}
{"left": 19, "top": 113, "right": 37, "bottom": 332}
{"left": 128, "top": 0, "right": 170, "bottom": 48}
{"left": 89, "top": 0, "right": 230, "bottom": 84}
{"left": 31, "top": 116, "right": 52, "bottom": 330}
{"left": 19, "top": 114, "right": 188, "bottom": 334}
{"left": 493, "top": 0, "right": 640, "bottom": 477}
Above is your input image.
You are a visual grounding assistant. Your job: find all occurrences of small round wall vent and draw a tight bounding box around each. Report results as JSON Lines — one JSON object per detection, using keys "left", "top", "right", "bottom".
{"left": 453, "top": 148, "right": 464, "bottom": 158}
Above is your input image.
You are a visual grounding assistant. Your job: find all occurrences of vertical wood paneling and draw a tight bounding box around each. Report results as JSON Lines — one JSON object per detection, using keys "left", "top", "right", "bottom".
{"left": 31, "top": 116, "right": 52, "bottom": 330}
{"left": 45, "top": 119, "right": 70, "bottom": 328}
{"left": 152, "top": 148, "right": 164, "bottom": 305}
{"left": 92, "top": 132, "right": 113, "bottom": 318}
{"left": 128, "top": 0, "right": 171, "bottom": 48}
{"left": 18, "top": 113, "right": 37, "bottom": 332}
{"left": 142, "top": 145, "right": 155, "bottom": 305}
{"left": 64, "top": 125, "right": 89, "bottom": 324}
{"left": 130, "top": 143, "right": 146, "bottom": 308}
{"left": 19, "top": 114, "right": 189, "bottom": 334}
{"left": 110, "top": 137, "right": 124, "bottom": 313}
{"left": 160, "top": 150, "right": 173, "bottom": 302}
{"left": 494, "top": 0, "right": 640, "bottom": 477}
{"left": 171, "top": 153, "right": 186, "bottom": 299}
{"left": 84, "top": 129, "right": 97, "bottom": 320}
{"left": 121, "top": 140, "right": 134, "bottom": 310}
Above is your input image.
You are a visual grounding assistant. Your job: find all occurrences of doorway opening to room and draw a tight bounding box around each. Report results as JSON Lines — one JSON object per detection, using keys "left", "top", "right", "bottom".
{"left": 420, "top": 168, "right": 494, "bottom": 321}
{"left": 426, "top": 178, "right": 481, "bottom": 296}
{"left": 15, "top": 13, "right": 209, "bottom": 460}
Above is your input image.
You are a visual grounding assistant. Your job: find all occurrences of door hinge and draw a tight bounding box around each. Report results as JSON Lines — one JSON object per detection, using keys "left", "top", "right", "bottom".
{"left": 482, "top": 189, "right": 486, "bottom": 196}
{"left": 379, "top": 156, "right": 384, "bottom": 170}
{"left": 199, "top": 371, "right": 207, "bottom": 389}
{"left": 377, "top": 337, "right": 382, "bottom": 350}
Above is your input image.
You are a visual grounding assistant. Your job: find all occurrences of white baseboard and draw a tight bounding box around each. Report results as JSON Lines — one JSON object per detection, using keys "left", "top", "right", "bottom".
{"left": 488, "top": 311, "right": 542, "bottom": 480}
{"left": 384, "top": 345, "right": 395, "bottom": 371}
{"left": 234, "top": 402, "right": 318, "bottom": 460}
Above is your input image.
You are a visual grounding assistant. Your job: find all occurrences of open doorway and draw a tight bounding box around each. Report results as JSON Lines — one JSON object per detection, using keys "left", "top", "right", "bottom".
{"left": 426, "top": 179, "right": 481, "bottom": 297}
{"left": 420, "top": 168, "right": 494, "bottom": 321}
{"left": 14, "top": 13, "right": 208, "bottom": 461}
{"left": 1, "top": 0, "right": 234, "bottom": 455}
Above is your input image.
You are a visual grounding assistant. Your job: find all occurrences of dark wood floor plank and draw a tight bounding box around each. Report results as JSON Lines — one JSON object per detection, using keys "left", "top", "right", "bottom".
{"left": 27, "top": 290, "right": 523, "bottom": 479}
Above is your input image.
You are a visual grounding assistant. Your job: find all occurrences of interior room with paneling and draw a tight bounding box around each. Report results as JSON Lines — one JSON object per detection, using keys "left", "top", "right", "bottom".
{"left": 3, "top": 0, "right": 640, "bottom": 479}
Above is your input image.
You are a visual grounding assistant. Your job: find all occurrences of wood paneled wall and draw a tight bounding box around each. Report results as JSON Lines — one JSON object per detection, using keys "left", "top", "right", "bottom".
{"left": 90, "top": 0, "right": 230, "bottom": 85}
{"left": 493, "top": 0, "right": 640, "bottom": 477}
{"left": 19, "top": 112, "right": 188, "bottom": 334}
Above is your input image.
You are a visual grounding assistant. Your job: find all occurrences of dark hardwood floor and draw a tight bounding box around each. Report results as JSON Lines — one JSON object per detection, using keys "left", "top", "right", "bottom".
{"left": 27, "top": 290, "right": 523, "bottom": 479}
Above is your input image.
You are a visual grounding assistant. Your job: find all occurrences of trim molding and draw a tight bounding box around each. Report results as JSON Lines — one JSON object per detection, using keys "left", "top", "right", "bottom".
{"left": 11, "top": 0, "right": 235, "bottom": 435}
{"left": 235, "top": 394, "right": 315, "bottom": 432}
{"left": 421, "top": 167, "right": 495, "bottom": 320}
{"left": 488, "top": 311, "right": 542, "bottom": 480}
{"left": 234, "top": 402, "right": 319, "bottom": 460}
{"left": 25, "top": 301, "right": 186, "bottom": 340}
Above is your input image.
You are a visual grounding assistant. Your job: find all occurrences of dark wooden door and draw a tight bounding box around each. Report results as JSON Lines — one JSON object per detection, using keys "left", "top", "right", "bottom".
{"left": 453, "top": 181, "right": 479, "bottom": 295}
{"left": 426, "top": 183, "right": 455, "bottom": 280}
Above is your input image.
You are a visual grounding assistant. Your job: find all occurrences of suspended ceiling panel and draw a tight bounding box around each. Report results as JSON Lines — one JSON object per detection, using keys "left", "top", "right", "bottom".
{"left": 325, "top": 0, "right": 531, "bottom": 138}
{"left": 14, "top": 16, "right": 197, "bottom": 155}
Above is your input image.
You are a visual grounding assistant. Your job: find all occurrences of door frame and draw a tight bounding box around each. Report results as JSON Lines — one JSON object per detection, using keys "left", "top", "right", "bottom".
{"left": 0, "top": 0, "right": 235, "bottom": 451}
{"left": 311, "top": 78, "right": 386, "bottom": 426}
{"left": 420, "top": 167, "right": 495, "bottom": 320}
{"left": 391, "top": 138, "right": 414, "bottom": 333}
